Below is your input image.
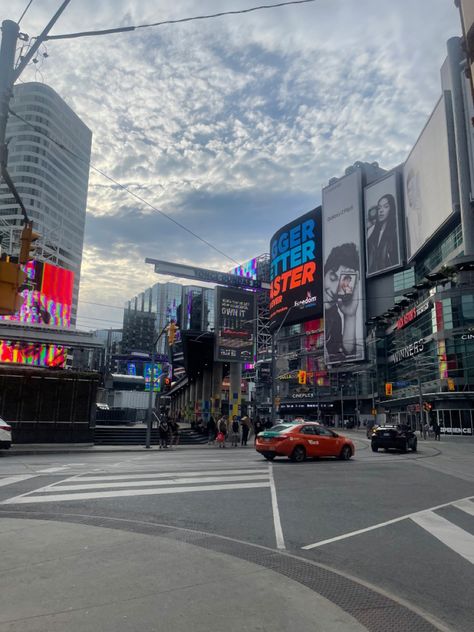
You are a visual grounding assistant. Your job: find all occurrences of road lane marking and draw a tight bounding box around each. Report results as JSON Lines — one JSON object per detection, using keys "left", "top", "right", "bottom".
{"left": 1, "top": 481, "right": 271, "bottom": 504}
{"left": 0, "top": 475, "right": 37, "bottom": 488}
{"left": 37, "top": 465, "right": 71, "bottom": 473}
{"left": 452, "top": 499, "right": 474, "bottom": 516}
{"left": 268, "top": 463, "right": 285, "bottom": 550}
{"left": 302, "top": 494, "right": 474, "bottom": 550}
{"left": 39, "top": 473, "right": 269, "bottom": 492}
{"left": 411, "top": 511, "right": 474, "bottom": 565}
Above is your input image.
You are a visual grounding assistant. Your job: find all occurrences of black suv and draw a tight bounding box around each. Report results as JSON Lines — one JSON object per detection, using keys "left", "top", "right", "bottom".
{"left": 371, "top": 426, "right": 417, "bottom": 453}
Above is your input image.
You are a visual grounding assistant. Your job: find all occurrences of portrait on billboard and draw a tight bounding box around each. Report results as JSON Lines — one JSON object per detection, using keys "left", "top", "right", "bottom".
{"left": 364, "top": 173, "right": 402, "bottom": 277}
{"left": 403, "top": 96, "right": 455, "bottom": 260}
{"left": 322, "top": 171, "right": 366, "bottom": 365}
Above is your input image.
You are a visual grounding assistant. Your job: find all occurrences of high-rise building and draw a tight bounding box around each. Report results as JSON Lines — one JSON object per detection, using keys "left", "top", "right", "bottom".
{"left": 0, "top": 82, "right": 92, "bottom": 324}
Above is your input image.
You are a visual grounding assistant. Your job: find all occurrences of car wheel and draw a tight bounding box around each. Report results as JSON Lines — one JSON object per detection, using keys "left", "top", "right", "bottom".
{"left": 290, "top": 446, "right": 306, "bottom": 463}
{"left": 402, "top": 440, "right": 409, "bottom": 453}
{"left": 371, "top": 444, "right": 378, "bottom": 452}
{"left": 411, "top": 440, "right": 417, "bottom": 453}
{"left": 339, "top": 445, "right": 352, "bottom": 460}
{"left": 263, "top": 453, "right": 276, "bottom": 461}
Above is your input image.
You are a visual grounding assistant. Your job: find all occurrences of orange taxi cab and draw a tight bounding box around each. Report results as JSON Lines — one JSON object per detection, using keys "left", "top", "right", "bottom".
{"left": 255, "top": 421, "right": 354, "bottom": 462}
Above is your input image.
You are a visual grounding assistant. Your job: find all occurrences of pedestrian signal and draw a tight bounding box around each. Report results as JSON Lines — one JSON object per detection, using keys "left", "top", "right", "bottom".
{"left": 298, "top": 370, "right": 307, "bottom": 385}
{"left": 385, "top": 383, "right": 393, "bottom": 396}
{"left": 447, "top": 378, "right": 455, "bottom": 392}
{"left": 163, "top": 377, "right": 172, "bottom": 391}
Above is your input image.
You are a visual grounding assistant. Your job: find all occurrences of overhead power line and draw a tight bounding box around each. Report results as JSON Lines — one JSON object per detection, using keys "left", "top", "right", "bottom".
{"left": 8, "top": 108, "right": 240, "bottom": 265}
{"left": 44, "top": 0, "right": 317, "bottom": 41}
{"left": 18, "top": 0, "right": 36, "bottom": 25}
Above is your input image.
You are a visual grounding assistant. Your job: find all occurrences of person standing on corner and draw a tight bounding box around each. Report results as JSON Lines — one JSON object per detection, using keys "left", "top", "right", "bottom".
{"left": 158, "top": 415, "right": 170, "bottom": 449}
{"left": 240, "top": 415, "right": 250, "bottom": 446}
{"left": 231, "top": 415, "right": 240, "bottom": 447}
{"left": 217, "top": 415, "right": 228, "bottom": 448}
{"left": 207, "top": 415, "right": 217, "bottom": 445}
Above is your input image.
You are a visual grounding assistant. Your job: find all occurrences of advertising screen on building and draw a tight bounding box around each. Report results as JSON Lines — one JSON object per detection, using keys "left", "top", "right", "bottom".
{"left": 0, "top": 340, "right": 67, "bottom": 368}
{"left": 0, "top": 261, "right": 74, "bottom": 328}
{"left": 145, "top": 362, "right": 163, "bottom": 392}
{"left": 230, "top": 257, "right": 258, "bottom": 280}
{"left": 403, "top": 96, "right": 455, "bottom": 260}
{"left": 269, "top": 208, "right": 322, "bottom": 332}
{"left": 215, "top": 287, "right": 256, "bottom": 362}
{"left": 322, "top": 170, "right": 366, "bottom": 364}
{"left": 364, "top": 172, "right": 403, "bottom": 277}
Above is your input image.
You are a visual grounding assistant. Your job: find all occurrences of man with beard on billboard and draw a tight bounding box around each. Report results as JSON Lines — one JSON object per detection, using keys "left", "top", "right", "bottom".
{"left": 324, "top": 242, "right": 360, "bottom": 363}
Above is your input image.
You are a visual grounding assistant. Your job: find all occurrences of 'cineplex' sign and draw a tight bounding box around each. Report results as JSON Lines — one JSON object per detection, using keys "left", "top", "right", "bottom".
{"left": 396, "top": 300, "right": 431, "bottom": 330}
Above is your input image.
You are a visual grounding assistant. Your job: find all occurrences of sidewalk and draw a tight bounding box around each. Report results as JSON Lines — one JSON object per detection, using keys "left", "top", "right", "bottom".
{"left": 4, "top": 443, "right": 257, "bottom": 456}
{"left": 0, "top": 517, "right": 367, "bottom": 632}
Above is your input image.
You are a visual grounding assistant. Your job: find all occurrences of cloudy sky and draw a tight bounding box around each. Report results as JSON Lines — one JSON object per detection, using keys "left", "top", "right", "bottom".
{"left": 5, "top": 0, "right": 461, "bottom": 330}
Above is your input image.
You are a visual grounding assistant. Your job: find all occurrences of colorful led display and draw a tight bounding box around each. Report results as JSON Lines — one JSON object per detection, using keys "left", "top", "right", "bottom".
{"left": 0, "top": 261, "right": 73, "bottom": 328}
{"left": 0, "top": 340, "right": 67, "bottom": 367}
{"left": 145, "top": 362, "right": 163, "bottom": 392}
{"left": 230, "top": 258, "right": 258, "bottom": 280}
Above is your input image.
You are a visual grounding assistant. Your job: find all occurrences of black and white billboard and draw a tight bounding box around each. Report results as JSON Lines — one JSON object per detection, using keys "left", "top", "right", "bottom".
{"left": 322, "top": 170, "right": 366, "bottom": 365}
{"left": 403, "top": 96, "right": 454, "bottom": 260}
{"left": 214, "top": 287, "right": 256, "bottom": 362}
{"left": 269, "top": 208, "right": 323, "bottom": 332}
{"left": 364, "top": 172, "right": 403, "bottom": 277}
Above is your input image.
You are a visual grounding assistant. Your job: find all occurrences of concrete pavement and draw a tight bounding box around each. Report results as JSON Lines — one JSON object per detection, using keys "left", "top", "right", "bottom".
{"left": 0, "top": 518, "right": 367, "bottom": 632}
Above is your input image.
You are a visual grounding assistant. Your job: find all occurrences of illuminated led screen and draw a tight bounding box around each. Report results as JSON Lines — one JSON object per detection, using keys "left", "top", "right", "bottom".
{"left": 230, "top": 258, "right": 258, "bottom": 280}
{"left": 145, "top": 362, "right": 163, "bottom": 392}
{"left": 0, "top": 340, "right": 67, "bottom": 368}
{"left": 0, "top": 261, "right": 74, "bottom": 328}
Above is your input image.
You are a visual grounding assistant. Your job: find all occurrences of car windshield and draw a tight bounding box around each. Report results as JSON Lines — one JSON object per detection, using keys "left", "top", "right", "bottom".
{"left": 269, "top": 424, "right": 293, "bottom": 433}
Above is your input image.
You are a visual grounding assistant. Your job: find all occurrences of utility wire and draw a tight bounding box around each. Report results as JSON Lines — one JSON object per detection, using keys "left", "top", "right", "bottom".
{"left": 18, "top": 0, "right": 35, "bottom": 25}
{"left": 8, "top": 108, "right": 240, "bottom": 265}
{"left": 44, "top": 0, "right": 317, "bottom": 41}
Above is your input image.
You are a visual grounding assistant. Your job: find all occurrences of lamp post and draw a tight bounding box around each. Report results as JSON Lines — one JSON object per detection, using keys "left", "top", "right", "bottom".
{"left": 145, "top": 324, "right": 169, "bottom": 449}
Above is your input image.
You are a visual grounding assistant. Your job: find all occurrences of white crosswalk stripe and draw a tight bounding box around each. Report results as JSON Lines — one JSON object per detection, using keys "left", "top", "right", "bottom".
{"left": 1, "top": 467, "right": 270, "bottom": 505}
{"left": 410, "top": 510, "right": 474, "bottom": 565}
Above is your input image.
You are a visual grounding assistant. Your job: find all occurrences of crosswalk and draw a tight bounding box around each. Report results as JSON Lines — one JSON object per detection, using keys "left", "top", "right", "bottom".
{"left": 302, "top": 495, "right": 474, "bottom": 567}
{"left": 1, "top": 466, "right": 270, "bottom": 505}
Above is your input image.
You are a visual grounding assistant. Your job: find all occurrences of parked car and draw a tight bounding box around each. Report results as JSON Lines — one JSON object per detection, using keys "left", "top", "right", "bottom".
{"left": 255, "top": 422, "right": 354, "bottom": 462}
{"left": 371, "top": 426, "right": 417, "bottom": 453}
{"left": 0, "top": 417, "right": 12, "bottom": 450}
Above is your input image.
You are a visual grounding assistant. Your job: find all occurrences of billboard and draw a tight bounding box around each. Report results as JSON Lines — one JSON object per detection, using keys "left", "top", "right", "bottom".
{"left": 322, "top": 171, "right": 366, "bottom": 364}
{"left": 214, "top": 287, "right": 256, "bottom": 362}
{"left": 0, "top": 340, "right": 67, "bottom": 367}
{"left": 403, "top": 96, "right": 454, "bottom": 260}
{"left": 230, "top": 257, "right": 258, "bottom": 280}
{"left": 364, "top": 172, "right": 403, "bottom": 277}
{"left": 0, "top": 261, "right": 74, "bottom": 328}
{"left": 144, "top": 362, "right": 163, "bottom": 392}
{"left": 269, "top": 208, "right": 322, "bottom": 332}
{"left": 145, "top": 258, "right": 259, "bottom": 288}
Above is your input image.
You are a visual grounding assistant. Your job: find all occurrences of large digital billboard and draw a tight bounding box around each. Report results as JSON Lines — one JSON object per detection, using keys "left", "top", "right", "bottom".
{"left": 0, "top": 340, "right": 67, "bottom": 367}
{"left": 322, "top": 171, "right": 366, "bottom": 364}
{"left": 269, "top": 208, "right": 322, "bottom": 332}
{"left": 0, "top": 261, "right": 74, "bottom": 328}
{"left": 403, "top": 96, "right": 455, "bottom": 260}
{"left": 364, "top": 172, "right": 403, "bottom": 277}
{"left": 230, "top": 257, "right": 258, "bottom": 280}
{"left": 214, "top": 287, "right": 256, "bottom": 362}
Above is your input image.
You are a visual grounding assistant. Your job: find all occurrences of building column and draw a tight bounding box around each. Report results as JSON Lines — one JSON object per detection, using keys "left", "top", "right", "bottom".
{"left": 202, "top": 368, "right": 212, "bottom": 423}
{"left": 195, "top": 374, "right": 203, "bottom": 420}
{"left": 188, "top": 379, "right": 196, "bottom": 422}
{"left": 212, "top": 362, "right": 223, "bottom": 418}
{"left": 229, "top": 363, "right": 242, "bottom": 420}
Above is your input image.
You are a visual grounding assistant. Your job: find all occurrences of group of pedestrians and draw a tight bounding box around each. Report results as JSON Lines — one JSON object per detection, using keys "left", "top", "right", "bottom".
{"left": 206, "top": 414, "right": 259, "bottom": 448}
{"left": 153, "top": 410, "right": 180, "bottom": 449}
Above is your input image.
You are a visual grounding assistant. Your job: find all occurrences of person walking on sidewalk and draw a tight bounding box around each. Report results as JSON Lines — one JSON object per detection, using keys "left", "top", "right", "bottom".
{"left": 433, "top": 420, "right": 441, "bottom": 441}
{"left": 207, "top": 415, "right": 217, "bottom": 445}
{"left": 159, "top": 416, "right": 170, "bottom": 449}
{"left": 217, "top": 415, "right": 228, "bottom": 448}
{"left": 231, "top": 416, "right": 240, "bottom": 447}
{"left": 170, "top": 419, "right": 180, "bottom": 447}
{"left": 240, "top": 415, "right": 250, "bottom": 446}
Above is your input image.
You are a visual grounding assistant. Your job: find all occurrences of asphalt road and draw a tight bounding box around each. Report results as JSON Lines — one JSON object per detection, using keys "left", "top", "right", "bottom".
{"left": 0, "top": 433, "right": 473, "bottom": 631}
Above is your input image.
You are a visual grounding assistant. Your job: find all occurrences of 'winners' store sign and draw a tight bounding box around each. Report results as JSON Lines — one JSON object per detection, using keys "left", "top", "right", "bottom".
{"left": 269, "top": 208, "right": 323, "bottom": 331}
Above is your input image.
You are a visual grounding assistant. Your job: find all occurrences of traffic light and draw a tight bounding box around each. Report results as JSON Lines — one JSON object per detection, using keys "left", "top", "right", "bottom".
{"left": 385, "top": 382, "right": 393, "bottom": 396}
{"left": 19, "top": 221, "right": 40, "bottom": 265}
{"left": 298, "top": 370, "right": 307, "bottom": 385}
{"left": 167, "top": 321, "right": 178, "bottom": 346}
{"left": 163, "top": 377, "right": 172, "bottom": 391}
{"left": 447, "top": 378, "right": 455, "bottom": 392}
{"left": 0, "top": 259, "right": 26, "bottom": 315}
{"left": 423, "top": 402, "right": 432, "bottom": 412}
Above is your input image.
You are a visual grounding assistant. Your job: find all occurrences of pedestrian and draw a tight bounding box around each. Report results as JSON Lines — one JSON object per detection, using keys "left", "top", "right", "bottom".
{"left": 171, "top": 419, "right": 180, "bottom": 447}
{"left": 231, "top": 415, "right": 240, "bottom": 447}
{"left": 158, "top": 415, "right": 170, "bottom": 449}
{"left": 217, "top": 415, "right": 228, "bottom": 448}
{"left": 253, "top": 417, "right": 263, "bottom": 444}
{"left": 240, "top": 415, "right": 250, "bottom": 446}
{"left": 207, "top": 415, "right": 217, "bottom": 445}
{"left": 433, "top": 420, "right": 441, "bottom": 441}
